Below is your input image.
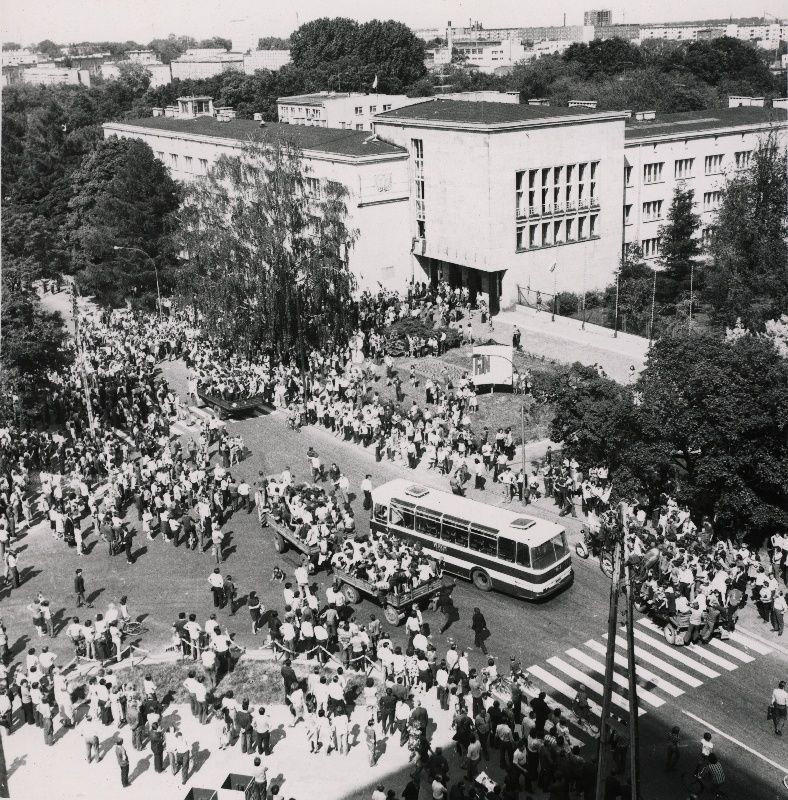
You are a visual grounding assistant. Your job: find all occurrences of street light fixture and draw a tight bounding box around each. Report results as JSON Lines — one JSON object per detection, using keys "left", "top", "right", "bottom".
{"left": 113, "top": 245, "right": 162, "bottom": 318}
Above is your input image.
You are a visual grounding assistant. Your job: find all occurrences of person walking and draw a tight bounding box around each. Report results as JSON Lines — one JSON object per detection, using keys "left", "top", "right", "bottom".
{"left": 364, "top": 718, "right": 378, "bottom": 766}
{"left": 149, "top": 722, "right": 165, "bottom": 773}
{"left": 771, "top": 591, "right": 786, "bottom": 636}
{"left": 209, "top": 568, "right": 224, "bottom": 608}
{"left": 74, "top": 569, "right": 91, "bottom": 608}
{"left": 771, "top": 681, "right": 788, "bottom": 736}
{"left": 471, "top": 607, "right": 489, "bottom": 655}
{"left": 665, "top": 725, "right": 681, "bottom": 771}
{"left": 174, "top": 731, "right": 191, "bottom": 784}
{"left": 115, "top": 737, "right": 130, "bottom": 788}
{"left": 252, "top": 757, "right": 267, "bottom": 800}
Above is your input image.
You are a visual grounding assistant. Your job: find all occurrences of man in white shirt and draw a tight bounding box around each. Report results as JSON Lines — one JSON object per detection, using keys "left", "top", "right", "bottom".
{"left": 208, "top": 568, "right": 224, "bottom": 608}
{"left": 771, "top": 680, "right": 788, "bottom": 734}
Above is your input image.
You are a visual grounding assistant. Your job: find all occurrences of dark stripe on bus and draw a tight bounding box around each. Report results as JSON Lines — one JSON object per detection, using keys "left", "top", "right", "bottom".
{"left": 370, "top": 520, "right": 571, "bottom": 584}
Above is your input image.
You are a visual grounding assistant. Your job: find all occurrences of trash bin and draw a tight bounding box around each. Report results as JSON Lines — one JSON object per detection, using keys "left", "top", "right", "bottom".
{"left": 221, "top": 773, "right": 254, "bottom": 799}
{"left": 183, "top": 789, "right": 218, "bottom": 800}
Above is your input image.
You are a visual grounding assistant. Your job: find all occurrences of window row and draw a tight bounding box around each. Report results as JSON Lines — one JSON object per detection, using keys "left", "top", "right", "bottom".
{"left": 386, "top": 502, "right": 530, "bottom": 566}
{"left": 515, "top": 162, "right": 599, "bottom": 219}
{"left": 627, "top": 151, "right": 751, "bottom": 185}
{"left": 517, "top": 214, "right": 599, "bottom": 251}
{"left": 159, "top": 151, "right": 208, "bottom": 174}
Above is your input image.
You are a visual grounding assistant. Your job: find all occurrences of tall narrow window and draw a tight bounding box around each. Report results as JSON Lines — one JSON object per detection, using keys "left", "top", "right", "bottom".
{"left": 528, "top": 170, "right": 538, "bottom": 214}
{"left": 590, "top": 161, "right": 599, "bottom": 206}
{"left": 578, "top": 163, "right": 587, "bottom": 207}
{"left": 515, "top": 171, "right": 526, "bottom": 217}
{"left": 413, "top": 139, "right": 425, "bottom": 236}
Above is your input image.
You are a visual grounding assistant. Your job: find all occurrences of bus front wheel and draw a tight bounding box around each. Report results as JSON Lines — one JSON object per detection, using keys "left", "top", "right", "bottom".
{"left": 274, "top": 533, "right": 287, "bottom": 554}
{"left": 472, "top": 569, "right": 493, "bottom": 592}
{"left": 342, "top": 584, "right": 361, "bottom": 604}
{"left": 384, "top": 605, "right": 402, "bottom": 626}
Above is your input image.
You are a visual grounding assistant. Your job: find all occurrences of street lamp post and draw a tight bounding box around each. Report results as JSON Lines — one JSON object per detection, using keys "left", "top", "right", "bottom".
{"left": 113, "top": 245, "right": 162, "bottom": 318}
{"left": 688, "top": 261, "right": 694, "bottom": 332}
{"left": 649, "top": 268, "right": 657, "bottom": 346}
{"left": 613, "top": 270, "right": 620, "bottom": 338}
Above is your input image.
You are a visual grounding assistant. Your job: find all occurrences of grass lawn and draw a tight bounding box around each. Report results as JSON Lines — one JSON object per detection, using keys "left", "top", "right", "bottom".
{"left": 364, "top": 344, "right": 557, "bottom": 445}
{"left": 120, "top": 657, "right": 374, "bottom": 707}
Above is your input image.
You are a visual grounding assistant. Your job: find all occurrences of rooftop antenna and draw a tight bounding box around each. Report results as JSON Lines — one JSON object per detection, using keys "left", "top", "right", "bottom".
{"left": 564, "top": 12, "right": 566, "bottom": 27}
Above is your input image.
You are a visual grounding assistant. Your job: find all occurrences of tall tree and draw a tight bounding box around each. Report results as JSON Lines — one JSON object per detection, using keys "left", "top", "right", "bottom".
{"left": 704, "top": 137, "right": 788, "bottom": 330}
{"left": 176, "top": 135, "right": 357, "bottom": 360}
{"left": 66, "top": 137, "right": 180, "bottom": 306}
{"left": 1, "top": 266, "right": 71, "bottom": 423}
{"left": 148, "top": 34, "right": 196, "bottom": 64}
{"left": 657, "top": 186, "right": 701, "bottom": 304}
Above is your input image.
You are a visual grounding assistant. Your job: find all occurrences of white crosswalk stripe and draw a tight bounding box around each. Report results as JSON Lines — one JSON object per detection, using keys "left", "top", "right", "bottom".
{"left": 631, "top": 629, "right": 720, "bottom": 678}
{"left": 585, "top": 639, "right": 684, "bottom": 698}
{"left": 637, "top": 619, "right": 738, "bottom": 671}
{"left": 566, "top": 648, "right": 665, "bottom": 708}
{"left": 527, "top": 665, "right": 602, "bottom": 719}
{"left": 605, "top": 634, "right": 703, "bottom": 689}
{"left": 708, "top": 638, "right": 755, "bottom": 664}
{"left": 727, "top": 629, "right": 773, "bottom": 655}
{"left": 547, "top": 656, "right": 644, "bottom": 714}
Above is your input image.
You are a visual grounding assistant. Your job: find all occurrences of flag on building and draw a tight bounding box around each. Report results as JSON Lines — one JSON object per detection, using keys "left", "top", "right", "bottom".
{"left": 372, "top": 74, "right": 378, "bottom": 90}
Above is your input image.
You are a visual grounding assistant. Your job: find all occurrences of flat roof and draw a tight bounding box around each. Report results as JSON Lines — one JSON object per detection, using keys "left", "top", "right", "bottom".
{"left": 371, "top": 478, "right": 564, "bottom": 544}
{"left": 376, "top": 98, "right": 624, "bottom": 127}
{"left": 108, "top": 116, "right": 407, "bottom": 158}
{"left": 278, "top": 92, "right": 359, "bottom": 106}
{"left": 625, "top": 106, "right": 787, "bottom": 141}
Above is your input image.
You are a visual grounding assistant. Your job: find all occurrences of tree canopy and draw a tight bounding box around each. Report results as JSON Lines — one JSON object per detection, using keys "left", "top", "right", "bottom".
{"left": 658, "top": 186, "right": 702, "bottom": 304}
{"left": 704, "top": 137, "right": 788, "bottom": 330}
{"left": 0, "top": 266, "right": 71, "bottom": 423}
{"left": 289, "top": 17, "right": 426, "bottom": 93}
{"left": 549, "top": 333, "right": 788, "bottom": 540}
{"left": 176, "top": 136, "right": 358, "bottom": 360}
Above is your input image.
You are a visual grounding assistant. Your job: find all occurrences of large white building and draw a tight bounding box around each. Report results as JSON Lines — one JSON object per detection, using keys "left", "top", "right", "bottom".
{"left": 277, "top": 92, "right": 422, "bottom": 132}
{"left": 623, "top": 106, "right": 786, "bottom": 257}
{"left": 639, "top": 20, "right": 787, "bottom": 47}
{"left": 103, "top": 113, "right": 413, "bottom": 291}
{"left": 103, "top": 97, "right": 787, "bottom": 313}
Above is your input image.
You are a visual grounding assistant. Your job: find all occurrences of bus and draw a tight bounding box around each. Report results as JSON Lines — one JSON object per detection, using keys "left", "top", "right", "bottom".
{"left": 370, "top": 479, "right": 573, "bottom": 600}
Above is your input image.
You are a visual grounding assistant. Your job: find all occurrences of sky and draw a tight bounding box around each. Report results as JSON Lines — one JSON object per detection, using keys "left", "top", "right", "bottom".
{"left": 1, "top": 0, "right": 779, "bottom": 46}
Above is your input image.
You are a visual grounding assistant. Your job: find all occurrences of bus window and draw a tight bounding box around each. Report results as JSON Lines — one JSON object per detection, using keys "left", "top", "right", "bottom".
{"left": 470, "top": 528, "right": 498, "bottom": 558}
{"left": 516, "top": 542, "right": 530, "bottom": 567}
{"left": 374, "top": 504, "right": 388, "bottom": 523}
{"left": 415, "top": 508, "right": 441, "bottom": 538}
{"left": 530, "top": 533, "right": 569, "bottom": 570}
{"left": 497, "top": 537, "right": 516, "bottom": 563}
{"left": 441, "top": 515, "right": 470, "bottom": 548}
{"left": 390, "top": 499, "right": 415, "bottom": 530}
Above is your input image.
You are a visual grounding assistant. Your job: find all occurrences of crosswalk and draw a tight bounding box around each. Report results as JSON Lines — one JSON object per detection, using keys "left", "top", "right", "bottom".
{"left": 526, "top": 618, "right": 772, "bottom": 742}
{"left": 170, "top": 404, "right": 226, "bottom": 438}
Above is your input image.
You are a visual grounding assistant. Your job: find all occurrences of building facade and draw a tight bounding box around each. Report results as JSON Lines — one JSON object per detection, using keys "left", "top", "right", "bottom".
{"left": 102, "top": 115, "right": 413, "bottom": 292}
{"left": 584, "top": 10, "right": 613, "bottom": 27}
{"left": 374, "top": 100, "right": 629, "bottom": 312}
{"left": 623, "top": 107, "right": 787, "bottom": 257}
{"left": 277, "top": 92, "right": 422, "bottom": 131}
{"left": 243, "top": 49, "right": 291, "bottom": 73}
{"left": 170, "top": 49, "right": 244, "bottom": 80}
{"left": 102, "top": 97, "right": 787, "bottom": 313}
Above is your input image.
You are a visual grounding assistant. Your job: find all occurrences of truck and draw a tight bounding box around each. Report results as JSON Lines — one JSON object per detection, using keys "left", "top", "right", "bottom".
{"left": 331, "top": 566, "right": 445, "bottom": 626}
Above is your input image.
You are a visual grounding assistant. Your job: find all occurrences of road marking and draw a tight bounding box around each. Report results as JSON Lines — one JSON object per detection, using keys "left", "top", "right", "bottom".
{"left": 632, "top": 629, "right": 720, "bottom": 678}
{"left": 684, "top": 643, "right": 738, "bottom": 672}
{"left": 586, "top": 639, "right": 683, "bottom": 697}
{"left": 527, "top": 665, "right": 602, "bottom": 718}
{"left": 726, "top": 629, "right": 774, "bottom": 656}
{"left": 638, "top": 619, "right": 737, "bottom": 671}
{"left": 567, "top": 647, "right": 665, "bottom": 708}
{"left": 681, "top": 709, "right": 788, "bottom": 774}
{"left": 708, "top": 638, "right": 755, "bottom": 663}
{"left": 606, "top": 634, "right": 703, "bottom": 689}
{"left": 547, "top": 656, "right": 643, "bottom": 714}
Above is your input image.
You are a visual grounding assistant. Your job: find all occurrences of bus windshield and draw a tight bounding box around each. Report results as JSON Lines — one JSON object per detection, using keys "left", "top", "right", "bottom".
{"left": 530, "top": 532, "right": 569, "bottom": 570}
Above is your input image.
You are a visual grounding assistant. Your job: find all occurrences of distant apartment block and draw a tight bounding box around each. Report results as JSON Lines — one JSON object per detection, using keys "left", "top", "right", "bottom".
{"left": 584, "top": 10, "right": 612, "bottom": 26}
{"left": 243, "top": 49, "right": 291, "bottom": 73}
{"left": 170, "top": 49, "right": 244, "bottom": 80}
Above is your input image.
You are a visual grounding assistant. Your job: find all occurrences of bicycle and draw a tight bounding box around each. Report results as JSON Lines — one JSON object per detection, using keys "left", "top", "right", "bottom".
{"left": 568, "top": 697, "right": 600, "bottom": 736}
{"left": 682, "top": 770, "right": 727, "bottom": 799}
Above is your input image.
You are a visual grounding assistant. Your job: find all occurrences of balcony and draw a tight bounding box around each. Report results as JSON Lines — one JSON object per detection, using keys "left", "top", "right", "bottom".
{"left": 590, "top": 196, "right": 600, "bottom": 208}
{"left": 578, "top": 199, "right": 589, "bottom": 210}
{"left": 412, "top": 237, "right": 426, "bottom": 255}
{"left": 565, "top": 200, "right": 576, "bottom": 212}
{"left": 529, "top": 206, "right": 540, "bottom": 218}
{"left": 415, "top": 199, "right": 426, "bottom": 219}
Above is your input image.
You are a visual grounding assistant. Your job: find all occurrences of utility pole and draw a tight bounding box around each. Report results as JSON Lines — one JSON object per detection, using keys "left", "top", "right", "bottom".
{"left": 595, "top": 503, "right": 640, "bottom": 800}
{"left": 0, "top": 728, "right": 8, "bottom": 797}
{"left": 520, "top": 403, "right": 527, "bottom": 507}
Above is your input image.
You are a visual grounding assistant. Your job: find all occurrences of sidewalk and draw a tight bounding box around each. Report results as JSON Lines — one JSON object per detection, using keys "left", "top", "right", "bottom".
{"left": 488, "top": 306, "right": 648, "bottom": 384}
